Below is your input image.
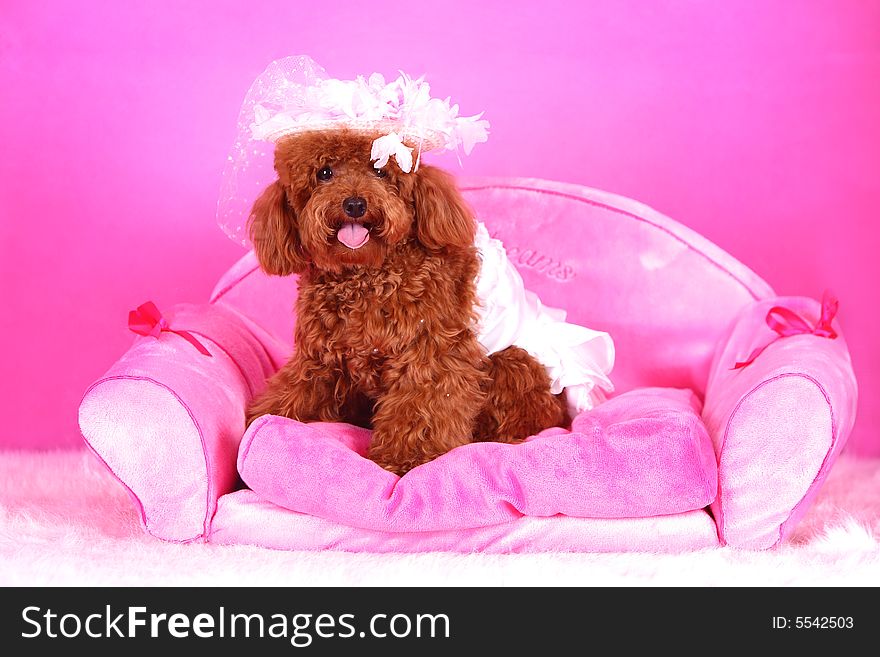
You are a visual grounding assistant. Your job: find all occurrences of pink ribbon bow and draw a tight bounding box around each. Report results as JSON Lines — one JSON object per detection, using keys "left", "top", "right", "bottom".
{"left": 733, "top": 290, "right": 838, "bottom": 370}
{"left": 128, "top": 301, "right": 212, "bottom": 357}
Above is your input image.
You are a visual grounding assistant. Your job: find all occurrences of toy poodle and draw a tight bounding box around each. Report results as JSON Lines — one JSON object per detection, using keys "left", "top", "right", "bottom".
{"left": 244, "top": 128, "right": 568, "bottom": 474}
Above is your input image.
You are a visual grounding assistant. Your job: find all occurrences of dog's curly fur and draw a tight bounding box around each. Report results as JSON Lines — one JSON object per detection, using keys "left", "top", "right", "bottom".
{"left": 245, "top": 129, "right": 567, "bottom": 474}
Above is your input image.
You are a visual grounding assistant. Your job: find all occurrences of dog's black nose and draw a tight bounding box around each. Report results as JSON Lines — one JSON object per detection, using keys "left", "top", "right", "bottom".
{"left": 343, "top": 196, "right": 367, "bottom": 219}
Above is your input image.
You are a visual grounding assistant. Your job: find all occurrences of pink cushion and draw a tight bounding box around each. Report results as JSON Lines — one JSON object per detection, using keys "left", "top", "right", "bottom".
{"left": 209, "top": 489, "right": 721, "bottom": 553}
{"left": 703, "top": 296, "right": 858, "bottom": 549}
{"left": 237, "top": 387, "right": 718, "bottom": 532}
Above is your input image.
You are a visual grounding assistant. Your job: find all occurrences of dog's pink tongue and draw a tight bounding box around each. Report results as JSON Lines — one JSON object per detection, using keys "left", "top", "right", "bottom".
{"left": 337, "top": 222, "right": 370, "bottom": 249}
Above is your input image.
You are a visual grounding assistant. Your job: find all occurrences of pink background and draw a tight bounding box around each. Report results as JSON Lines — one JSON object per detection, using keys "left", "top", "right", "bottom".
{"left": 2, "top": 1, "right": 878, "bottom": 455}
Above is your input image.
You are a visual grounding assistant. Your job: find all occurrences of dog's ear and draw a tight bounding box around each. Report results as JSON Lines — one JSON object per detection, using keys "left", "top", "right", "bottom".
{"left": 411, "top": 165, "right": 476, "bottom": 250}
{"left": 248, "top": 179, "right": 309, "bottom": 275}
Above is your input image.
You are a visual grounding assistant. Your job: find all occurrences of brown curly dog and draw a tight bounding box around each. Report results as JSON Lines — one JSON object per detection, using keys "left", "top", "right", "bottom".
{"left": 245, "top": 128, "right": 567, "bottom": 474}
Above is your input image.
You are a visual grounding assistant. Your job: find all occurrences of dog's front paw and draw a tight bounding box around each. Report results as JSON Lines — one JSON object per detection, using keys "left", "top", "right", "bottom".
{"left": 382, "top": 462, "right": 411, "bottom": 477}
{"left": 367, "top": 442, "right": 426, "bottom": 477}
{"left": 368, "top": 420, "right": 474, "bottom": 476}
{"left": 369, "top": 453, "right": 412, "bottom": 477}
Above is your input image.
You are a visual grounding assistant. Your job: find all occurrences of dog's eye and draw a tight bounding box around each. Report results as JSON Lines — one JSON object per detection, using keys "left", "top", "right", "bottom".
{"left": 374, "top": 168, "right": 388, "bottom": 179}
{"left": 316, "top": 166, "right": 333, "bottom": 182}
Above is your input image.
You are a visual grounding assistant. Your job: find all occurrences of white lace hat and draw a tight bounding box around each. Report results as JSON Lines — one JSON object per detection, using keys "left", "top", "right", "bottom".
{"left": 217, "top": 56, "right": 489, "bottom": 246}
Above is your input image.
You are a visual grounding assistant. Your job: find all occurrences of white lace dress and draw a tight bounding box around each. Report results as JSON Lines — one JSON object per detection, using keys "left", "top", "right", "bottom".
{"left": 473, "top": 222, "right": 615, "bottom": 417}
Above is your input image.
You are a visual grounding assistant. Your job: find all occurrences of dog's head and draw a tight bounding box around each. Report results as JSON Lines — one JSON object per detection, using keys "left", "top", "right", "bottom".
{"left": 248, "top": 129, "right": 475, "bottom": 275}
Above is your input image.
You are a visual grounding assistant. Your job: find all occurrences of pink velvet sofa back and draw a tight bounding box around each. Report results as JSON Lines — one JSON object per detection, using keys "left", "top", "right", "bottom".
{"left": 211, "top": 177, "right": 775, "bottom": 395}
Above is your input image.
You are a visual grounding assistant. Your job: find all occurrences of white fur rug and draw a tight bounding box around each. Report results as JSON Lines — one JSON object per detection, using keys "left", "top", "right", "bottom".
{"left": 1, "top": 449, "right": 879, "bottom": 586}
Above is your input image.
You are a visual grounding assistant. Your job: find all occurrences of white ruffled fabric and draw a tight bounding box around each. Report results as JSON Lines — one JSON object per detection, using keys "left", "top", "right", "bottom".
{"left": 474, "top": 223, "right": 615, "bottom": 417}
{"left": 247, "top": 61, "right": 490, "bottom": 169}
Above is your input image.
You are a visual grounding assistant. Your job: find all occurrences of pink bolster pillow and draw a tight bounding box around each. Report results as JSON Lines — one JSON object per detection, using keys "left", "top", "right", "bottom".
{"left": 703, "top": 296, "right": 858, "bottom": 549}
{"left": 78, "top": 302, "right": 278, "bottom": 542}
{"left": 238, "top": 387, "right": 718, "bottom": 532}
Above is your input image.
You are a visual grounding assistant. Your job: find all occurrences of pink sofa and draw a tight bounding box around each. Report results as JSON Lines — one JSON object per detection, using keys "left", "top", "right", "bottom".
{"left": 78, "top": 177, "right": 858, "bottom": 552}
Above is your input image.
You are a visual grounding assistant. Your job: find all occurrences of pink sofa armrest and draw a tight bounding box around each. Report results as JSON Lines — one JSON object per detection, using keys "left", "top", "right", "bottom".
{"left": 78, "top": 302, "right": 278, "bottom": 542}
{"left": 702, "top": 296, "right": 858, "bottom": 549}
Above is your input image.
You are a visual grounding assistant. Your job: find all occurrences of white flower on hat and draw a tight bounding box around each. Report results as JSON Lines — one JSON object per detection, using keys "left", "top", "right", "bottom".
{"left": 370, "top": 133, "right": 414, "bottom": 173}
